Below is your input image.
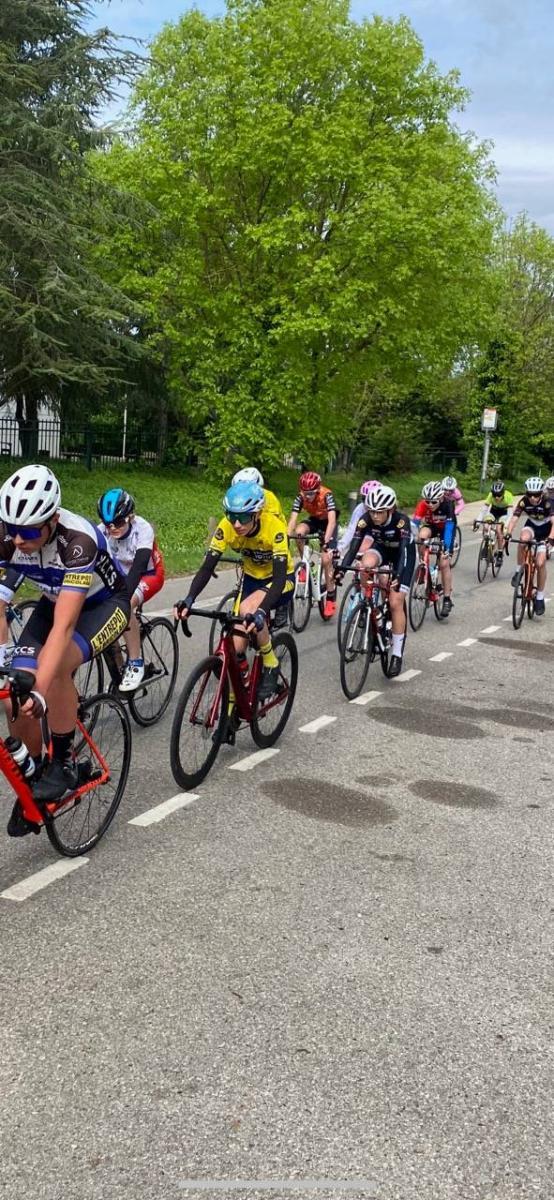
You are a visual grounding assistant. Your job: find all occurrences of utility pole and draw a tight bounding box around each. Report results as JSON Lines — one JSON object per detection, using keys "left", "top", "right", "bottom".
{"left": 480, "top": 408, "right": 498, "bottom": 488}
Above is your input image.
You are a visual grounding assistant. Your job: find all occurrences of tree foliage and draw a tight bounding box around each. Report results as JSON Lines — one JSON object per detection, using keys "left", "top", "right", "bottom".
{"left": 96, "top": 0, "right": 499, "bottom": 473}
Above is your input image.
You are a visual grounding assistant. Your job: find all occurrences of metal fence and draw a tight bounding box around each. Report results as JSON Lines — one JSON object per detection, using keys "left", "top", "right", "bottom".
{"left": 0, "top": 416, "right": 166, "bottom": 469}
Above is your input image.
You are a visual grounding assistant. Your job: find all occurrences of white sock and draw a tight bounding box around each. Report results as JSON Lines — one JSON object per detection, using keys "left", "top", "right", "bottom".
{"left": 392, "top": 633, "right": 404, "bottom": 656}
{"left": 536, "top": 591, "right": 544, "bottom": 600}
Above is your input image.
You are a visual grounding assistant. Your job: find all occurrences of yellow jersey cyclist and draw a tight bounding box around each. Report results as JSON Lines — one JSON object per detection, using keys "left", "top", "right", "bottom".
{"left": 473, "top": 479, "right": 515, "bottom": 565}
{"left": 174, "top": 480, "right": 294, "bottom": 701}
{"left": 0, "top": 465, "right": 130, "bottom": 824}
{"left": 231, "top": 467, "right": 285, "bottom": 522}
{"left": 505, "top": 477, "right": 554, "bottom": 615}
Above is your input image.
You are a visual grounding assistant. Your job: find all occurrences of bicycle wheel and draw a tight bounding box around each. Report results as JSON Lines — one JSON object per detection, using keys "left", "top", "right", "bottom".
{"left": 339, "top": 603, "right": 373, "bottom": 699}
{"left": 251, "top": 631, "right": 298, "bottom": 748}
{"left": 408, "top": 565, "right": 428, "bottom": 631}
{"left": 128, "top": 616, "right": 179, "bottom": 727}
{"left": 291, "top": 563, "right": 312, "bottom": 632}
{"left": 434, "top": 588, "right": 448, "bottom": 620}
{"left": 512, "top": 567, "right": 526, "bottom": 629}
{"left": 451, "top": 525, "right": 462, "bottom": 567}
{"left": 477, "top": 537, "right": 490, "bottom": 582}
{"left": 336, "top": 580, "right": 359, "bottom": 650}
{"left": 317, "top": 561, "right": 331, "bottom": 620}
{"left": 45, "top": 693, "right": 132, "bottom": 857}
{"left": 208, "top": 590, "right": 238, "bottom": 655}
{"left": 8, "top": 598, "right": 37, "bottom": 647}
{"left": 170, "top": 655, "right": 229, "bottom": 789}
{"left": 491, "top": 543, "right": 502, "bottom": 577}
{"left": 73, "top": 654, "right": 104, "bottom": 702}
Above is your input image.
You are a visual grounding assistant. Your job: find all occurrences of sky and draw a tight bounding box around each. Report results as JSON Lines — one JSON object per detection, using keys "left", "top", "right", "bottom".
{"left": 90, "top": 0, "right": 554, "bottom": 232}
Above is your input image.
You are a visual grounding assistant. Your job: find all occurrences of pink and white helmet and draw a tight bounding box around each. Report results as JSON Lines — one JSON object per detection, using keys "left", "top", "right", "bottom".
{"left": 360, "top": 479, "right": 380, "bottom": 501}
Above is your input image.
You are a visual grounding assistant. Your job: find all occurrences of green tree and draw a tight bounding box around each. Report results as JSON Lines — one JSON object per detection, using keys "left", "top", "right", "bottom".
{"left": 96, "top": 0, "right": 498, "bottom": 474}
{"left": 0, "top": 0, "right": 139, "bottom": 452}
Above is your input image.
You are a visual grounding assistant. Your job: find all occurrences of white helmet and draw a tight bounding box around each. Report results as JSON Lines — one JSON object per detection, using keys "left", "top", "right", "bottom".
{"left": 0, "top": 464, "right": 61, "bottom": 526}
{"left": 524, "top": 476, "right": 544, "bottom": 494}
{"left": 422, "top": 481, "right": 444, "bottom": 502}
{"left": 442, "top": 475, "right": 457, "bottom": 491}
{"left": 544, "top": 477, "right": 554, "bottom": 491}
{"left": 366, "top": 483, "right": 396, "bottom": 511}
{"left": 232, "top": 467, "right": 264, "bottom": 487}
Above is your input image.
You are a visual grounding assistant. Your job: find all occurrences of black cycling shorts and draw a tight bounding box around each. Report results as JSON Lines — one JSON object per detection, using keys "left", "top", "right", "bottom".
{"left": 523, "top": 519, "right": 551, "bottom": 544}
{"left": 11, "top": 593, "right": 131, "bottom": 672}
{"left": 297, "top": 515, "right": 339, "bottom": 549}
{"left": 239, "top": 572, "right": 295, "bottom": 607}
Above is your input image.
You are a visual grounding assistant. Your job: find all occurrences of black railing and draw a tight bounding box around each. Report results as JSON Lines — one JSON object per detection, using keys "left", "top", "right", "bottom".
{"left": 0, "top": 417, "right": 165, "bottom": 469}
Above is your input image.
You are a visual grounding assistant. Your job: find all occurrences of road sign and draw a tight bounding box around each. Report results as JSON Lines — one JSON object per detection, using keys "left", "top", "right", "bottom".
{"left": 481, "top": 407, "right": 498, "bottom": 431}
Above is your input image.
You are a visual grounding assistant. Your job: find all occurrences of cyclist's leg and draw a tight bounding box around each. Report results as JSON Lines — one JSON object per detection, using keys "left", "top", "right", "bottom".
{"left": 294, "top": 521, "right": 310, "bottom": 559}
{"left": 322, "top": 526, "right": 338, "bottom": 610}
{"left": 359, "top": 546, "right": 381, "bottom": 588}
{"left": 120, "top": 563, "right": 165, "bottom": 691}
{"left": 6, "top": 596, "right": 55, "bottom": 758}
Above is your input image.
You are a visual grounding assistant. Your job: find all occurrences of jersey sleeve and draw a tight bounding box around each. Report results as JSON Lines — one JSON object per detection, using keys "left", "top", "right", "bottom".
{"left": 324, "top": 491, "right": 337, "bottom": 512}
{"left": 412, "top": 500, "right": 427, "bottom": 520}
{"left": 208, "top": 520, "right": 231, "bottom": 556}
{"left": 270, "top": 519, "right": 289, "bottom": 560}
{"left": 291, "top": 495, "right": 302, "bottom": 513}
{"left": 59, "top": 529, "right": 99, "bottom": 594}
{"left": 134, "top": 518, "right": 155, "bottom": 551}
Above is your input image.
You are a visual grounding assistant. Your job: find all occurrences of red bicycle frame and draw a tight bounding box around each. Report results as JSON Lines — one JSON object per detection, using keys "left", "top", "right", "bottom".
{"left": 0, "top": 683, "right": 110, "bottom": 830}
{"left": 187, "top": 613, "right": 288, "bottom": 732}
{"left": 416, "top": 539, "right": 443, "bottom": 604}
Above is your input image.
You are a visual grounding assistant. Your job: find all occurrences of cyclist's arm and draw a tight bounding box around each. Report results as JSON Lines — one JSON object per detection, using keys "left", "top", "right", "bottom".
{"left": 324, "top": 493, "right": 337, "bottom": 543}
{"left": 340, "top": 519, "right": 369, "bottom": 570}
{"left": 454, "top": 491, "right": 465, "bottom": 516}
{"left": 185, "top": 550, "right": 222, "bottom": 606}
{"left": 0, "top": 565, "right": 24, "bottom": 606}
{"left": 125, "top": 548, "right": 153, "bottom": 599}
{"left": 506, "top": 502, "right": 523, "bottom": 537}
{"left": 287, "top": 496, "right": 302, "bottom": 536}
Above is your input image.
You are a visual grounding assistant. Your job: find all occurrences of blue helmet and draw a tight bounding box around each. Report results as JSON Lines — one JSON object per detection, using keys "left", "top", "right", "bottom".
{"left": 97, "top": 487, "right": 134, "bottom": 525}
{"left": 223, "top": 480, "right": 265, "bottom": 517}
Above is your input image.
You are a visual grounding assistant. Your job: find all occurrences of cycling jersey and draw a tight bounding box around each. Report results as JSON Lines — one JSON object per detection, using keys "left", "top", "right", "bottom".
{"left": 443, "top": 487, "right": 465, "bottom": 516}
{"left": 263, "top": 489, "right": 286, "bottom": 522}
{"left": 412, "top": 498, "right": 456, "bottom": 552}
{"left": 100, "top": 514, "right": 158, "bottom": 574}
{"left": 512, "top": 496, "right": 553, "bottom": 528}
{"left": 291, "top": 486, "right": 339, "bottom": 522}
{"left": 478, "top": 490, "right": 515, "bottom": 522}
{"left": 340, "top": 510, "right": 415, "bottom": 590}
{"left": 208, "top": 510, "right": 294, "bottom": 579}
{"left": 0, "top": 508, "right": 127, "bottom": 606}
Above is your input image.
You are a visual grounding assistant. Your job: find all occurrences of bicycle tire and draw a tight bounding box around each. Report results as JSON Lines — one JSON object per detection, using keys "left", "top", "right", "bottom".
{"left": 8, "top": 598, "right": 37, "bottom": 646}
{"left": 339, "top": 603, "right": 373, "bottom": 699}
{"left": 491, "top": 545, "right": 502, "bottom": 578}
{"left": 250, "top": 631, "right": 298, "bottom": 748}
{"left": 291, "top": 564, "right": 312, "bottom": 633}
{"left": 45, "top": 692, "right": 132, "bottom": 857}
{"left": 170, "top": 655, "right": 229, "bottom": 789}
{"left": 208, "top": 590, "right": 239, "bottom": 655}
{"left": 434, "top": 590, "right": 448, "bottom": 620}
{"left": 451, "top": 525, "right": 462, "bottom": 567}
{"left": 477, "top": 537, "right": 490, "bottom": 582}
{"left": 336, "top": 580, "right": 358, "bottom": 650}
{"left": 527, "top": 595, "right": 536, "bottom": 619}
{"left": 317, "top": 561, "right": 331, "bottom": 621}
{"left": 408, "top": 565, "right": 428, "bottom": 631}
{"left": 128, "top": 616, "right": 179, "bottom": 727}
{"left": 512, "top": 567, "right": 526, "bottom": 629}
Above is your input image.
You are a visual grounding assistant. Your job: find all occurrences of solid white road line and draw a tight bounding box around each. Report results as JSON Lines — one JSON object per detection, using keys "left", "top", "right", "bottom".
{"left": 457, "top": 637, "right": 478, "bottom": 647}
{"left": 392, "top": 669, "right": 422, "bottom": 682}
{"left": 299, "top": 715, "right": 337, "bottom": 733}
{"left": 429, "top": 651, "right": 454, "bottom": 662}
{"left": 349, "top": 690, "right": 382, "bottom": 706}
{"left": 1, "top": 858, "right": 88, "bottom": 903}
{"left": 129, "top": 793, "right": 199, "bottom": 826}
{"left": 503, "top": 616, "right": 512, "bottom": 622}
{"left": 480, "top": 624, "right": 501, "bottom": 634}
{"left": 229, "top": 748, "right": 280, "bottom": 772}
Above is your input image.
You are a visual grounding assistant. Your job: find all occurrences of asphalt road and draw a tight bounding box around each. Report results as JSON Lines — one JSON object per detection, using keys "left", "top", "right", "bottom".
{"left": 1, "top": 507, "right": 553, "bottom": 1200}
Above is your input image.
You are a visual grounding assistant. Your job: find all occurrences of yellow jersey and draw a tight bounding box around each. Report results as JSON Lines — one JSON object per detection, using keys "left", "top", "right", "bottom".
{"left": 263, "top": 488, "right": 285, "bottom": 522}
{"left": 209, "top": 510, "right": 294, "bottom": 579}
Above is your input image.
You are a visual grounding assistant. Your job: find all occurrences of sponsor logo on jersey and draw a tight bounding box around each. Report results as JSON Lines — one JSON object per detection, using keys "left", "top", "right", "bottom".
{"left": 71, "top": 544, "right": 84, "bottom": 558}
{"left": 214, "top": 527, "right": 225, "bottom": 541}
{"left": 90, "top": 607, "right": 128, "bottom": 654}
{"left": 62, "top": 571, "right": 93, "bottom": 589}
{"left": 274, "top": 531, "right": 285, "bottom": 544}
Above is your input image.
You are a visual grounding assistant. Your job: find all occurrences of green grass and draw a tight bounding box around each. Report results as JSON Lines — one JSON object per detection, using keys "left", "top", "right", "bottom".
{"left": 1, "top": 460, "right": 522, "bottom": 585}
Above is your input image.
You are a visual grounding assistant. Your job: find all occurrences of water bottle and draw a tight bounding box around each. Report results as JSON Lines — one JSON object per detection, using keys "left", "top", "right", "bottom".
{"left": 5, "top": 736, "right": 36, "bottom": 780}
{"left": 237, "top": 653, "right": 249, "bottom": 687}
{"left": 431, "top": 564, "right": 439, "bottom": 588}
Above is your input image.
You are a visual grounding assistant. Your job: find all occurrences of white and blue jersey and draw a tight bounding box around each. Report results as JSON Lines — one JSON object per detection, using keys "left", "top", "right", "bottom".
{"left": 0, "top": 507, "right": 127, "bottom": 607}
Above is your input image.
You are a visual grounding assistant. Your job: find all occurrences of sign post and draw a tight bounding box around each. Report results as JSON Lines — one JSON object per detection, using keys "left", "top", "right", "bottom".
{"left": 480, "top": 408, "right": 498, "bottom": 488}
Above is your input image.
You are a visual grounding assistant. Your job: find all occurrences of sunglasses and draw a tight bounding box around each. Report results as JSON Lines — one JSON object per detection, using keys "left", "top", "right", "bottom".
{"left": 302, "top": 489, "right": 317, "bottom": 498}
{"left": 6, "top": 522, "right": 45, "bottom": 540}
{"left": 227, "top": 512, "right": 254, "bottom": 525}
{"left": 527, "top": 492, "right": 543, "bottom": 500}
{"left": 106, "top": 516, "right": 129, "bottom": 529}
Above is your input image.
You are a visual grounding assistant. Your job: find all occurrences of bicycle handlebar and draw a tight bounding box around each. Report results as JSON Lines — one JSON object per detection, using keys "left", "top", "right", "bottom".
{"left": 174, "top": 607, "right": 252, "bottom": 638}
{"left": 0, "top": 669, "right": 36, "bottom": 719}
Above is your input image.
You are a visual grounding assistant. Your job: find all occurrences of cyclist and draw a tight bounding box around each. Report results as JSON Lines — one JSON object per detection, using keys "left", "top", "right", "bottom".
{"left": 287, "top": 471, "right": 339, "bottom": 617}
{"left": 505, "top": 477, "right": 554, "bottom": 615}
{"left": 473, "top": 480, "right": 515, "bottom": 565}
{"left": 174, "top": 480, "right": 294, "bottom": 701}
{"left": 412, "top": 481, "right": 455, "bottom": 615}
{"left": 545, "top": 477, "right": 554, "bottom": 502}
{"left": 338, "top": 480, "right": 380, "bottom": 557}
{"left": 232, "top": 467, "right": 285, "bottom": 522}
{"left": 337, "top": 483, "right": 414, "bottom": 678}
{"left": 0, "top": 464, "right": 130, "bottom": 825}
{"left": 441, "top": 475, "right": 465, "bottom": 517}
{"left": 97, "top": 488, "right": 165, "bottom": 691}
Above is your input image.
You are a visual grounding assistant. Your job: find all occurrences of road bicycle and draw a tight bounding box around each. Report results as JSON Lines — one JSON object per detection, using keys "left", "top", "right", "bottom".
{"left": 508, "top": 538, "right": 541, "bottom": 629}
{"left": 408, "top": 538, "right": 449, "bottom": 631}
{"left": 336, "top": 570, "right": 362, "bottom": 650}
{"left": 0, "top": 668, "right": 131, "bottom": 856}
{"left": 451, "top": 524, "right": 462, "bottom": 568}
{"left": 338, "top": 566, "right": 399, "bottom": 699}
{"left": 290, "top": 534, "right": 333, "bottom": 632}
{"left": 80, "top": 609, "right": 179, "bottom": 727}
{"left": 170, "top": 607, "right": 298, "bottom": 789}
{"left": 206, "top": 558, "right": 293, "bottom": 654}
{"left": 6, "top": 599, "right": 39, "bottom": 647}
{"left": 474, "top": 520, "right": 503, "bottom": 582}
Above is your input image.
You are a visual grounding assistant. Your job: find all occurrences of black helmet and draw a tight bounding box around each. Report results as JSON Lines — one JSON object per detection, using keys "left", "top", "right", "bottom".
{"left": 97, "top": 487, "right": 135, "bottom": 525}
{"left": 491, "top": 480, "right": 505, "bottom": 497}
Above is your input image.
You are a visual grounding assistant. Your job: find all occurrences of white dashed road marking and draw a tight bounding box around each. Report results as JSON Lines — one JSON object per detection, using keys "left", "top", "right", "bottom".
{"left": 1, "top": 858, "right": 88, "bottom": 903}
{"left": 429, "top": 651, "right": 453, "bottom": 662}
{"left": 480, "top": 625, "right": 501, "bottom": 634}
{"left": 392, "top": 669, "right": 422, "bottom": 682}
{"left": 129, "top": 793, "right": 199, "bottom": 827}
{"left": 299, "top": 715, "right": 337, "bottom": 733}
{"left": 457, "top": 637, "right": 478, "bottom": 647}
{"left": 229, "top": 748, "right": 280, "bottom": 771}
{"left": 349, "top": 690, "right": 382, "bottom": 706}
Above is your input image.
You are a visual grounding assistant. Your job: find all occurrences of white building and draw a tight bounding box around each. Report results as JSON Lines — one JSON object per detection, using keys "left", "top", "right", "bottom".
{"left": 0, "top": 400, "right": 60, "bottom": 459}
